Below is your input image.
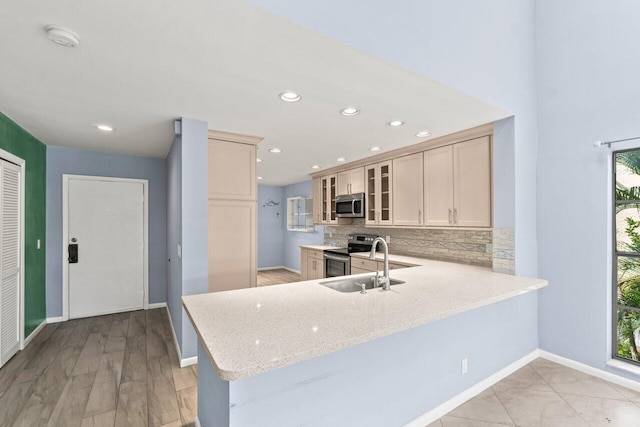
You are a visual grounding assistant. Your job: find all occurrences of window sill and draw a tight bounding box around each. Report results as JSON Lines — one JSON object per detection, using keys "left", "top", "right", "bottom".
{"left": 606, "top": 359, "right": 640, "bottom": 378}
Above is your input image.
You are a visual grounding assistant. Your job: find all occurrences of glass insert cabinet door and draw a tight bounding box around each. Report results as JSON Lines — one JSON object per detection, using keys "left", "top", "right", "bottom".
{"left": 613, "top": 149, "right": 640, "bottom": 364}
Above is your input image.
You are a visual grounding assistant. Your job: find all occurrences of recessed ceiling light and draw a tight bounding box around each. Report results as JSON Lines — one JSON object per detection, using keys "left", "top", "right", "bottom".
{"left": 369, "top": 146, "right": 382, "bottom": 152}
{"left": 387, "top": 120, "right": 404, "bottom": 127}
{"left": 45, "top": 25, "right": 80, "bottom": 48}
{"left": 340, "top": 107, "right": 360, "bottom": 116}
{"left": 337, "top": 157, "right": 346, "bottom": 162}
{"left": 257, "top": 176, "right": 263, "bottom": 180}
{"left": 95, "top": 124, "right": 114, "bottom": 132}
{"left": 416, "top": 130, "right": 431, "bottom": 138}
{"left": 269, "top": 148, "right": 282, "bottom": 153}
{"left": 279, "top": 92, "right": 301, "bottom": 103}
{"left": 311, "top": 165, "right": 320, "bottom": 169}
{"left": 256, "top": 158, "right": 262, "bottom": 163}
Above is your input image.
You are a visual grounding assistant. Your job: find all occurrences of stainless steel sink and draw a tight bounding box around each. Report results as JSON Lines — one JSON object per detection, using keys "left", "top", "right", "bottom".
{"left": 319, "top": 275, "right": 405, "bottom": 293}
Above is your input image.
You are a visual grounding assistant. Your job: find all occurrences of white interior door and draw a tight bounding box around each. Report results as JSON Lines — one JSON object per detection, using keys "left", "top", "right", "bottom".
{"left": 67, "top": 177, "right": 145, "bottom": 319}
{"left": 0, "top": 160, "right": 21, "bottom": 367}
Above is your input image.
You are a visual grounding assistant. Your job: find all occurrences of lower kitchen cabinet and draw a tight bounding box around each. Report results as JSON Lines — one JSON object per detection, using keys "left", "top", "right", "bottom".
{"left": 301, "top": 248, "right": 324, "bottom": 280}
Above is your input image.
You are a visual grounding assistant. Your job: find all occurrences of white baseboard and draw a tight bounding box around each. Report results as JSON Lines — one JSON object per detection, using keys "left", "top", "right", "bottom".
{"left": 540, "top": 350, "right": 640, "bottom": 392}
{"left": 47, "top": 316, "right": 64, "bottom": 324}
{"left": 148, "top": 302, "right": 167, "bottom": 309}
{"left": 257, "top": 266, "right": 286, "bottom": 271}
{"left": 22, "top": 319, "right": 47, "bottom": 349}
{"left": 181, "top": 356, "right": 198, "bottom": 368}
{"left": 257, "top": 266, "right": 301, "bottom": 275}
{"left": 163, "top": 304, "right": 197, "bottom": 368}
{"left": 405, "top": 349, "right": 540, "bottom": 427}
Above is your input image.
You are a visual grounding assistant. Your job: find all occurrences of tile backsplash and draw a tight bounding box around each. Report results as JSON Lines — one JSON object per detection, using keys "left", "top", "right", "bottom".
{"left": 323, "top": 219, "right": 493, "bottom": 268}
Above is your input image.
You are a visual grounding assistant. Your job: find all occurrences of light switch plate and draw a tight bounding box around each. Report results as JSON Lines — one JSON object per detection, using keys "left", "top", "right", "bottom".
{"left": 177, "top": 244, "right": 182, "bottom": 259}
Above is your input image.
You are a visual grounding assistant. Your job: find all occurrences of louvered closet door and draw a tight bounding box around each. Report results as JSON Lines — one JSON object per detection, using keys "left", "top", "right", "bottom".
{"left": 0, "top": 160, "right": 21, "bottom": 367}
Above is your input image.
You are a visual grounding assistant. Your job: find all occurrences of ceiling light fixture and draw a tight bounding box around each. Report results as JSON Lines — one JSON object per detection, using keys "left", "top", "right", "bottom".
{"left": 45, "top": 25, "right": 80, "bottom": 48}
{"left": 416, "top": 130, "right": 431, "bottom": 138}
{"left": 257, "top": 176, "right": 263, "bottom": 180}
{"left": 269, "top": 148, "right": 281, "bottom": 153}
{"left": 95, "top": 124, "right": 114, "bottom": 132}
{"left": 337, "top": 157, "right": 346, "bottom": 162}
{"left": 311, "top": 165, "right": 320, "bottom": 169}
{"left": 279, "top": 92, "right": 301, "bottom": 103}
{"left": 340, "top": 107, "right": 360, "bottom": 116}
{"left": 369, "top": 146, "right": 382, "bottom": 152}
{"left": 387, "top": 120, "right": 404, "bottom": 127}
{"left": 257, "top": 158, "right": 262, "bottom": 162}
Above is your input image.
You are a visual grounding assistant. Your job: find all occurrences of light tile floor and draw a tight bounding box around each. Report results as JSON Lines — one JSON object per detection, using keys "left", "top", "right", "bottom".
{"left": 428, "top": 358, "right": 640, "bottom": 427}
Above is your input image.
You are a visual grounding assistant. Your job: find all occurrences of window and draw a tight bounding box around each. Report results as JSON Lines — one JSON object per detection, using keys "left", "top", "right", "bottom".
{"left": 614, "top": 149, "right": 640, "bottom": 363}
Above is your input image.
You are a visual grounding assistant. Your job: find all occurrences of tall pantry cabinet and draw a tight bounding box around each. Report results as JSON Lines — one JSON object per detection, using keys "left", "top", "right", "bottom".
{"left": 207, "top": 130, "right": 262, "bottom": 292}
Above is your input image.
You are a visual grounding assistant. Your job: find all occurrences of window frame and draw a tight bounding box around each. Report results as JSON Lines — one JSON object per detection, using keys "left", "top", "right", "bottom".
{"left": 612, "top": 147, "right": 640, "bottom": 366}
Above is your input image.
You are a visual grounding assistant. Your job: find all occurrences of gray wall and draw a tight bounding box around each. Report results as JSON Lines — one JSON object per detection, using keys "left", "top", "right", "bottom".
{"left": 167, "top": 136, "right": 183, "bottom": 346}
{"left": 45, "top": 146, "right": 167, "bottom": 317}
{"left": 245, "top": 0, "right": 539, "bottom": 277}
{"left": 283, "top": 180, "right": 323, "bottom": 272}
{"left": 179, "top": 118, "right": 209, "bottom": 359}
{"left": 257, "top": 185, "right": 285, "bottom": 268}
{"left": 536, "top": 1, "right": 640, "bottom": 378}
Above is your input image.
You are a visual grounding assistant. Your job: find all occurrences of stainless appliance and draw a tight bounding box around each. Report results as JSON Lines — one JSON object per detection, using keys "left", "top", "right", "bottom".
{"left": 324, "top": 233, "right": 380, "bottom": 278}
{"left": 335, "top": 193, "right": 365, "bottom": 218}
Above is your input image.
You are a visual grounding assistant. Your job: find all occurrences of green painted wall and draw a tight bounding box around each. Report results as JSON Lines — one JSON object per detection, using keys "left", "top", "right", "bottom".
{"left": 0, "top": 112, "right": 46, "bottom": 337}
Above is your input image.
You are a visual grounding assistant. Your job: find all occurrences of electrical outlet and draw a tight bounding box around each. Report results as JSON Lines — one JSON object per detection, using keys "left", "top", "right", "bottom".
{"left": 461, "top": 358, "right": 468, "bottom": 374}
{"left": 37, "top": 239, "right": 41, "bottom": 250}
{"left": 385, "top": 235, "right": 391, "bottom": 243}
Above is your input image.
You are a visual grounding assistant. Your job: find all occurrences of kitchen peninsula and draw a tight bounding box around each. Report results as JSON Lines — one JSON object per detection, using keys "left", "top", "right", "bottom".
{"left": 183, "top": 257, "right": 547, "bottom": 427}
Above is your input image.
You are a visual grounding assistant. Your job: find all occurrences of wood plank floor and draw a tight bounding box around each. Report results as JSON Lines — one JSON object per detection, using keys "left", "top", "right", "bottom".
{"left": 0, "top": 308, "right": 197, "bottom": 427}
{"left": 257, "top": 268, "right": 301, "bottom": 287}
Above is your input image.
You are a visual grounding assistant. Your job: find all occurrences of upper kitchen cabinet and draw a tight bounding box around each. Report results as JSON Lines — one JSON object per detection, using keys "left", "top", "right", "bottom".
{"left": 423, "top": 146, "right": 454, "bottom": 226}
{"left": 424, "top": 136, "right": 491, "bottom": 227}
{"left": 313, "top": 178, "right": 323, "bottom": 225}
{"left": 365, "top": 161, "right": 393, "bottom": 226}
{"left": 337, "top": 167, "right": 365, "bottom": 196}
{"left": 393, "top": 153, "right": 424, "bottom": 226}
{"left": 207, "top": 130, "right": 262, "bottom": 293}
{"left": 208, "top": 131, "right": 259, "bottom": 201}
{"left": 453, "top": 136, "right": 492, "bottom": 227}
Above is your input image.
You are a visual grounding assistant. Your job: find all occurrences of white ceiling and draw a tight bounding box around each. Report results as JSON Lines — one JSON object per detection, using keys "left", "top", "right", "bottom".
{"left": 0, "top": 0, "right": 510, "bottom": 186}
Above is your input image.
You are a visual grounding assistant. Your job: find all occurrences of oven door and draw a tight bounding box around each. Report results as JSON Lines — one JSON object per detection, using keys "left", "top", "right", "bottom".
{"left": 324, "top": 253, "right": 351, "bottom": 278}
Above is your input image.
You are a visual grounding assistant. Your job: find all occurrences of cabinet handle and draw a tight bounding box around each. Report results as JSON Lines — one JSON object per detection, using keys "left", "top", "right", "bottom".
{"left": 453, "top": 208, "right": 458, "bottom": 224}
{"left": 448, "top": 208, "right": 452, "bottom": 224}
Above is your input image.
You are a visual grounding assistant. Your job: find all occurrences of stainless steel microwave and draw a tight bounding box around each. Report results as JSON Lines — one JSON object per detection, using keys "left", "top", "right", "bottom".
{"left": 335, "top": 193, "right": 365, "bottom": 218}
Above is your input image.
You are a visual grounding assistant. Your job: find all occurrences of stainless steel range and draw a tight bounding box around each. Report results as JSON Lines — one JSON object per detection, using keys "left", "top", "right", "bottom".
{"left": 323, "top": 233, "right": 380, "bottom": 278}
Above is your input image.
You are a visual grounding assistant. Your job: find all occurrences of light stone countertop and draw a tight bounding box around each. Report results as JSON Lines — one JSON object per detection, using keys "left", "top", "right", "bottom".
{"left": 299, "top": 244, "right": 342, "bottom": 251}
{"left": 182, "top": 257, "right": 547, "bottom": 382}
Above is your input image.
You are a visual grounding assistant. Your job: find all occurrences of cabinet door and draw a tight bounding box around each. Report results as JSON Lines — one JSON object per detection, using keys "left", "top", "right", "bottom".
{"left": 424, "top": 146, "right": 454, "bottom": 226}
{"left": 300, "top": 249, "right": 309, "bottom": 280}
{"left": 327, "top": 174, "right": 338, "bottom": 224}
{"left": 208, "top": 139, "right": 256, "bottom": 200}
{"left": 307, "top": 256, "right": 317, "bottom": 280}
{"left": 392, "top": 153, "right": 424, "bottom": 226}
{"left": 321, "top": 177, "right": 329, "bottom": 224}
{"left": 378, "top": 161, "right": 393, "bottom": 225}
{"left": 349, "top": 167, "right": 365, "bottom": 194}
{"left": 365, "top": 165, "right": 378, "bottom": 225}
{"left": 208, "top": 200, "right": 256, "bottom": 292}
{"left": 312, "top": 178, "right": 322, "bottom": 225}
{"left": 337, "top": 171, "right": 350, "bottom": 196}
{"left": 453, "top": 137, "right": 492, "bottom": 227}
